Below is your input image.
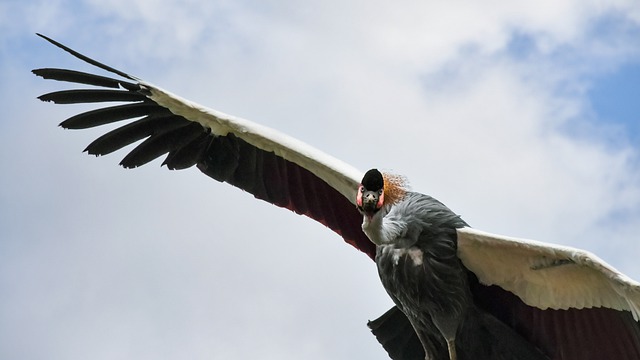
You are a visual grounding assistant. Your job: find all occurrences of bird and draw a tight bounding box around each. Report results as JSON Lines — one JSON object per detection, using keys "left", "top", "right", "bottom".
{"left": 33, "top": 33, "right": 640, "bottom": 360}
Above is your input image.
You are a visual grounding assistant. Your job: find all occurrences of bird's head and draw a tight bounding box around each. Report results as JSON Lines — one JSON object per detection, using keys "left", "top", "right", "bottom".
{"left": 357, "top": 169, "right": 409, "bottom": 218}
{"left": 357, "top": 169, "right": 385, "bottom": 217}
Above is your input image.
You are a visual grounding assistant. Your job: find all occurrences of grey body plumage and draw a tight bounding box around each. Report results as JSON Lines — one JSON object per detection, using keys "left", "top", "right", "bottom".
{"left": 364, "top": 192, "right": 469, "bottom": 359}
{"left": 364, "top": 191, "right": 548, "bottom": 360}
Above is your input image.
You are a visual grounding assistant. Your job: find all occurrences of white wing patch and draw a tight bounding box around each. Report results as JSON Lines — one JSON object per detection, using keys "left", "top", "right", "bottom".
{"left": 456, "top": 227, "right": 640, "bottom": 320}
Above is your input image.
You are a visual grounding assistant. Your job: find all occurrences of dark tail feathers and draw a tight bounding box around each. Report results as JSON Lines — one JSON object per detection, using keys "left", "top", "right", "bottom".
{"left": 368, "top": 306, "right": 425, "bottom": 360}
{"left": 368, "top": 306, "right": 549, "bottom": 360}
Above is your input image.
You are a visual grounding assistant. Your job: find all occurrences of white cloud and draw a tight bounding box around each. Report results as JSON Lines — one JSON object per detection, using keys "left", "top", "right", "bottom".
{"left": 2, "top": 0, "right": 640, "bottom": 359}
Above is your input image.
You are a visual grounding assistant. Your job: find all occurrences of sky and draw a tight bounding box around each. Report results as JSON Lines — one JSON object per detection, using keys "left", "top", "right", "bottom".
{"left": 1, "top": 1, "right": 640, "bottom": 359}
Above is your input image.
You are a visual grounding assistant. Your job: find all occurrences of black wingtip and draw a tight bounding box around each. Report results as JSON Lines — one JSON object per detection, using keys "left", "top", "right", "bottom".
{"left": 36, "top": 33, "right": 137, "bottom": 81}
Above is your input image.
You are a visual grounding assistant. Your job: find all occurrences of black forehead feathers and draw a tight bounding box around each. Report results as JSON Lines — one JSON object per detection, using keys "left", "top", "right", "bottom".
{"left": 361, "top": 168, "right": 384, "bottom": 190}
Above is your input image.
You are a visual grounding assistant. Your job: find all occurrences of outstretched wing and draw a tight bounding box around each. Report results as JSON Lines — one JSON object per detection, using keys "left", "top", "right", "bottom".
{"left": 458, "top": 227, "right": 640, "bottom": 359}
{"left": 457, "top": 227, "right": 640, "bottom": 318}
{"left": 33, "top": 33, "right": 376, "bottom": 259}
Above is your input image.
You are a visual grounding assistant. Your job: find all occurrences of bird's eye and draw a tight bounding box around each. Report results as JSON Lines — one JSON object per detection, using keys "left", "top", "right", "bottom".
{"left": 359, "top": 186, "right": 365, "bottom": 193}
{"left": 378, "top": 189, "right": 384, "bottom": 195}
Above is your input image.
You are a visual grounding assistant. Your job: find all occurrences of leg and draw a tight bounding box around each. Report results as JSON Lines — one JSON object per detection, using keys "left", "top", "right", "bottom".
{"left": 431, "top": 314, "right": 460, "bottom": 360}
{"left": 407, "top": 321, "right": 444, "bottom": 360}
{"left": 445, "top": 337, "right": 457, "bottom": 360}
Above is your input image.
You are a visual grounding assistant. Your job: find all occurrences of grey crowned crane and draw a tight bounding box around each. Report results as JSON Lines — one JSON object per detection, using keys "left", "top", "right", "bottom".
{"left": 33, "top": 33, "right": 640, "bottom": 360}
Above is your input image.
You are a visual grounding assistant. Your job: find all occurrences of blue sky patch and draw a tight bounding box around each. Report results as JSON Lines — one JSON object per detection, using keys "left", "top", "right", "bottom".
{"left": 588, "top": 61, "right": 640, "bottom": 142}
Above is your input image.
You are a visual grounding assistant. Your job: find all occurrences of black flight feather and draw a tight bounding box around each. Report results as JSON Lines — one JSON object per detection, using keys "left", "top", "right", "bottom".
{"left": 38, "top": 89, "right": 146, "bottom": 104}
{"left": 32, "top": 68, "right": 139, "bottom": 90}
{"left": 36, "top": 33, "right": 136, "bottom": 80}
{"left": 60, "top": 102, "right": 170, "bottom": 129}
